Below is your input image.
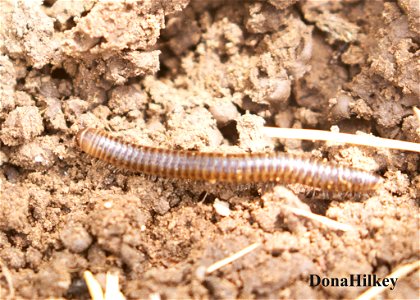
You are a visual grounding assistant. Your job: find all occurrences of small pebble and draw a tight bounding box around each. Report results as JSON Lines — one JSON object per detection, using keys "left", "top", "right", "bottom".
{"left": 195, "top": 266, "right": 207, "bottom": 281}
{"left": 213, "top": 199, "right": 231, "bottom": 217}
{"left": 103, "top": 201, "right": 113, "bottom": 208}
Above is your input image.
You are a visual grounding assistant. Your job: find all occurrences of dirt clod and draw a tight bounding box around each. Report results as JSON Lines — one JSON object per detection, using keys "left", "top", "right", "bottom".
{"left": 1, "top": 106, "right": 44, "bottom": 146}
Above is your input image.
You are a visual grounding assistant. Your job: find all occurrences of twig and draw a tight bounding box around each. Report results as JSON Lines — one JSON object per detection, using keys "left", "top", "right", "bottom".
{"left": 284, "top": 206, "right": 354, "bottom": 232}
{"left": 355, "top": 260, "right": 420, "bottom": 300}
{"left": 206, "top": 243, "right": 260, "bottom": 274}
{"left": 263, "top": 127, "right": 420, "bottom": 153}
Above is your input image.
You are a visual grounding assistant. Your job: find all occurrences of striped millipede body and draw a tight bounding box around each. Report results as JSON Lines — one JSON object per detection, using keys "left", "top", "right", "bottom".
{"left": 76, "top": 128, "right": 383, "bottom": 192}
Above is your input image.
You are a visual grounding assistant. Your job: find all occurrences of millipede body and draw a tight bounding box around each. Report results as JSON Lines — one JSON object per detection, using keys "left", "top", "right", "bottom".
{"left": 76, "top": 128, "right": 382, "bottom": 192}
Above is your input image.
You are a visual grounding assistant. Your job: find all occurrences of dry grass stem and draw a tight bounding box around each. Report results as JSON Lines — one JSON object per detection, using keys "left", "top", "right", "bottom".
{"left": 263, "top": 127, "right": 420, "bottom": 153}
{"left": 284, "top": 206, "right": 354, "bottom": 232}
{"left": 0, "top": 261, "right": 14, "bottom": 300}
{"left": 84, "top": 271, "right": 104, "bottom": 300}
{"left": 355, "top": 260, "right": 420, "bottom": 300}
{"left": 84, "top": 271, "right": 126, "bottom": 300}
{"left": 206, "top": 243, "right": 261, "bottom": 274}
{"left": 413, "top": 107, "right": 420, "bottom": 123}
{"left": 105, "top": 272, "right": 125, "bottom": 300}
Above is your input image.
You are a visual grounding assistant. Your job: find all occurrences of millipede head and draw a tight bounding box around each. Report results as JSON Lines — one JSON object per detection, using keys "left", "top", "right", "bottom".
{"left": 75, "top": 128, "right": 99, "bottom": 150}
{"left": 75, "top": 128, "right": 88, "bottom": 147}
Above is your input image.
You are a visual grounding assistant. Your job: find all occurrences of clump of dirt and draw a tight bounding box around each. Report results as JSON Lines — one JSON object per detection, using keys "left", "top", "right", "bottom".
{"left": 0, "top": 0, "right": 419, "bottom": 299}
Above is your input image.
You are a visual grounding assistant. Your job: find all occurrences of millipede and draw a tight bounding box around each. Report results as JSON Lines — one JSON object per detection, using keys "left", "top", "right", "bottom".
{"left": 76, "top": 128, "right": 383, "bottom": 192}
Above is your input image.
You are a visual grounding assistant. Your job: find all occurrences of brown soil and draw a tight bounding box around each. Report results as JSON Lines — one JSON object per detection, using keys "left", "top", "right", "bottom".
{"left": 0, "top": 0, "right": 419, "bottom": 299}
